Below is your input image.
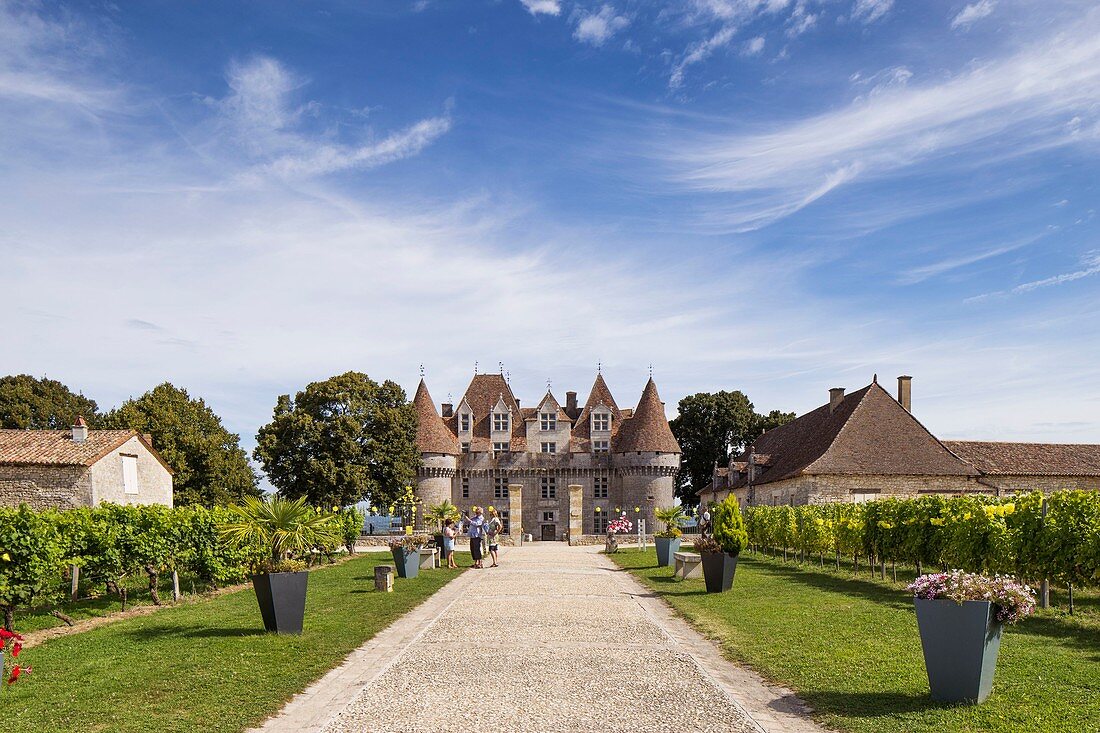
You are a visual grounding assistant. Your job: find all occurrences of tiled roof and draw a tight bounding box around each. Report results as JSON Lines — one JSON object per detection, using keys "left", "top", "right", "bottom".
{"left": 454, "top": 374, "right": 527, "bottom": 452}
{"left": 0, "top": 429, "right": 159, "bottom": 468}
{"left": 945, "top": 441, "right": 1100, "bottom": 477}
{"left": 413, "top": 380, "right": 460, "bottom": 455}
{"left": 730, "top": 381, "right": 977, "bottom": 488}
{"left": 616, "top": 378, "right": 681, "bottom": 453}
{"left": 571, "top": 373, "right": 623, "bottom": 453}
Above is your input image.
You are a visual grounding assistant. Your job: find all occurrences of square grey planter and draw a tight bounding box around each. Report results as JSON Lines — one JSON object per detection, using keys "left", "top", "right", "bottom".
{"left": 701, "top": 551, "right": 739, "bottom": 593}
{"left": 655, "top": 536, "right": 682, "bottom": 567}
{"left": 391, "top": 547, "right": 420, "bottom": 578}
{"left": 252, "top": 571, "right": 308, "bottom": 635}
{"left": 914, "top": 598, "right": 1003, "bottom": 704}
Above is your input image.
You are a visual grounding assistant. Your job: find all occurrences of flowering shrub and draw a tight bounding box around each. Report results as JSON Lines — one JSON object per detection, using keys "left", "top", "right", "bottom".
{"left": 606, "top": 513, "right": 633, "bottom": 535}
{"left": 1, "top": 628, "right": 31, "bottom": 689}
{"left": 388, "top": 535, "right": 429, "bottom": 551}
{"left": 907, "top": 570, "right": 1036, "bottom": 625}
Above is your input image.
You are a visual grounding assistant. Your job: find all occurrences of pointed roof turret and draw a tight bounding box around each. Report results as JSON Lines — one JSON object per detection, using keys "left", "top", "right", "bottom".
{"left": 413, "top": 379, "right": 460, "bottom": 455}
{"left": 616, "top": 378, "right": 681, "bottom": 453}
{"left": 570, "top": 372, "right": 625, "bottom": 452}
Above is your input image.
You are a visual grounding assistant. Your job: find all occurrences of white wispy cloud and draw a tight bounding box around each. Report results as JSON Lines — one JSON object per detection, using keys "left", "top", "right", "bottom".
{"left": 951, "top": 0, "right": 996, "bottom": 30}
{"left": 851, "top": 0, "right": 894, "bottom": 24}
{"left": 519, "top": 0, "right": 562, "bottom": 16}
{"left": 897, "top": 233, "right": 1045, "bottom": 285}
{"left": 670, "top": 26, "right": 736, "bottom": 88}
{"left": 786, "top": 2, "right": 818, "bottom": 37}
{"left": 662, "top": 13, "right": 1100, "bottom": 230}
{"left": 1012, "top": 250, "right": 1100, "bottom": 293}
{"left": 742, "top": 36, "right": 766, "bottom": 56}
{"left": 573, "top": 5, "right": 630, "bottom": 46}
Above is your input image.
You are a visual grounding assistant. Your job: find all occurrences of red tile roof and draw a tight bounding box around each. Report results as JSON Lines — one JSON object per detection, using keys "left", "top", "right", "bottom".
{"left": 616, "top": 378, "right": 681, "bottom": 453}
{"left": 413, "top": 380, "right": 460, "bottom": 455}
{"left": 0, "top": 429, "right": 170, "bottom": 471}
{"left": 945, "top": 441, "right": 1100, "bottom": 477}
{"left": 453, "top": 374, "right": 527, "bottom": 452}
{"left": 571, "top": 373, "right": 624, "bottom": 453}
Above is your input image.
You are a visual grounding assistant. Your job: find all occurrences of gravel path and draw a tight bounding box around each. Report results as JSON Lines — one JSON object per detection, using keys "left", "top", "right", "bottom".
{"left": 315, "top": 544, "right": 817, "bottom": 733}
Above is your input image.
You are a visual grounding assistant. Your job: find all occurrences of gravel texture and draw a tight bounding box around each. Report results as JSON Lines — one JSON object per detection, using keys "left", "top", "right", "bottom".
{"left": 322, "top": 544, "right": 763, "bottom": 733}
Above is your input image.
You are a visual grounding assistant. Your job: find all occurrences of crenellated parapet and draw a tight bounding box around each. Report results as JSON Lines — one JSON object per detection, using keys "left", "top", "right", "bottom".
{"left": 418, "top": 465, "right": 456, "bottom": 479}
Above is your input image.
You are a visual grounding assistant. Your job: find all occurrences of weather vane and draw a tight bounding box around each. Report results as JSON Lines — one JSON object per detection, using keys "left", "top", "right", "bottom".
{"left": 474, "top": 360, "right": 478, "bottom": 374}
{"left": 419, "top": 363, "right": 425, "bottom": 378}
{"left": 597, "top": 361, "right": 602, "bottom": 374}
{"left": 499, "top": 361, "right": 504, "bottom": 375}
{"left": 649, "top": 363, "right": 653, "bottom": 378}
{"left": 505, "top": 370, "right": 511, "bottom": 384}
{"left": 546, "top": 377, "right": 552, "bottom": 392}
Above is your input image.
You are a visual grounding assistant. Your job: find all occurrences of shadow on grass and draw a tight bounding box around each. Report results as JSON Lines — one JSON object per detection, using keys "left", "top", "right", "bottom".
{"left": 184, "top": 627, "right": 267, "bottom": 639}
{"left": 801, "top": 689, "right": 949, "bottom": 717}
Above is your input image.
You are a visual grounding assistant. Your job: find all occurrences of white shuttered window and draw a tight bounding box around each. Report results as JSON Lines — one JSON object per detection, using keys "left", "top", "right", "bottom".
{"left": 122, "top": 455, "right": 140, "bottom": 495}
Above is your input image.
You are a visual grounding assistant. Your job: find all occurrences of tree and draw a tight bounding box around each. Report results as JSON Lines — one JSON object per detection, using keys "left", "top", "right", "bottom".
{"left": 103, "top": 383, "right": 259, "bottom": 506}
{"left": 670, "top": 392, "right": 796, "bottom": 503}
{"left": 253, "top": 372, "right": 419, "bottom": 508}
{"left": 0, "top": 374, "right": 100, "bottom": 429}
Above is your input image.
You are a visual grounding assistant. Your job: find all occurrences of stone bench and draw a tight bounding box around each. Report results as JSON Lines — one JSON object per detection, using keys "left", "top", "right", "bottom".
{"left": 673, "top": 551, "right": 702, "bottom": 580}
{"left": 418, "top": 547, "right": 439, "bottom": 570}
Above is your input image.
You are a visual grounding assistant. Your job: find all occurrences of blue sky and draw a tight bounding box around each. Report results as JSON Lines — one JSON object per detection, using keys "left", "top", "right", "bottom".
{"left": 2, "top": 0, "right": 1099, "bottom": 460}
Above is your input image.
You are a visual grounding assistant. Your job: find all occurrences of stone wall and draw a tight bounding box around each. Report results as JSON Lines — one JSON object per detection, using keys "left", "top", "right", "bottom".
{"left": 978, "top": 475, "right": 1100, "bottom": 495}
{"left": 748, "top": 473, "right": 989, "bottom": 506}
{"left": 0, "top": 464, "right": 91, "bottom": 509}
{"left": 89, "top": 435, "right": 174, "bottom": 507}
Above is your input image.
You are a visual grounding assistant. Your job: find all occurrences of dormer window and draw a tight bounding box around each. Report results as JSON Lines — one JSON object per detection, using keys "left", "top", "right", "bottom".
{"left": 540, "top": 412, "right": 557, "bottom": 431}
{"left": 592, "top": 412, "right": 610, "bottom": 432}
{"left": 493, "top": 412, "right": 510, "bottom": 432}
{"left": 592, "top": 439, "right": 610, "bottom": 454}
{"left": 459, "top": 413, "right": 471, "bottom": 432}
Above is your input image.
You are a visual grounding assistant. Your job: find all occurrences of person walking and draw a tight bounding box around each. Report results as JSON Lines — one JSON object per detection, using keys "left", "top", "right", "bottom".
{"left": 442, "top": 518, "right": 458, "bottom": 569}
{"left": 486, "top": 508, "right": 503, "bottom": 568}
{"left": 465, "top": 506, "right": 486, "bottom": 569}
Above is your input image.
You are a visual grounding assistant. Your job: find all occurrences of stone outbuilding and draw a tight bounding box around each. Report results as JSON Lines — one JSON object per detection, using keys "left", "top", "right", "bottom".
{"left": 699, "top": 375, "right": 1100, "bottom": 506}
{"left": 0, "top": 418, "right": 174, "bottom": 509}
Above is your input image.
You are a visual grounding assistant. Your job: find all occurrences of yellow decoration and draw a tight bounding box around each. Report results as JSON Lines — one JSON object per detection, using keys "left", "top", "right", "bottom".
{"left": 0, "top": 552, "right": 9, "bottom": 562}
{"left": 634, "top": 507, "right": 640, "bottom": 513}
{"left": 406, "top": 526, "right": 413, "bottom": 536}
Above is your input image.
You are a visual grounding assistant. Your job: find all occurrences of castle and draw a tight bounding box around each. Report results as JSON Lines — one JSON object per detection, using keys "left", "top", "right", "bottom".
{"left": 413, "top": 371, "right": 681, "bottom": 541}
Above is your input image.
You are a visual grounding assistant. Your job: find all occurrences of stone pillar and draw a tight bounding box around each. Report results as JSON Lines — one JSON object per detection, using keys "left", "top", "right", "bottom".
{"left": 508, "top": 484, "right": 524, "bottom": 544}
{"left": 568, "top": 484, "right": 584, "bottom": 546}
{"left": 374, "top": 565, "right": 394, "bottom": 592}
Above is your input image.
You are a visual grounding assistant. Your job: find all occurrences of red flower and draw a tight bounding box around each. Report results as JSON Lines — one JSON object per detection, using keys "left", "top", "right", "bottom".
{"left": 11, "top": 641, "right": 21, "bottom": 658}
{"left": 0, "top": 629, "right": 22, "bottom": 642}
{"left": 7, "top": 664, "right": 31, "bottom": 686}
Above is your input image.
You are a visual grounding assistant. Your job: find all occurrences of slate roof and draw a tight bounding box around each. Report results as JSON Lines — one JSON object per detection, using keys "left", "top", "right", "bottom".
{"left": 730, "top": 381, "right": 977, "bottom": 488}
{"left": 452, "top": 374, "right": 527, "bottom": 451}
{"left": 413, "top": 380, "right": 460, "bottom": 455}
{"left": 0, "top": 429, "right": 172, "bottom": 472}
{"left": 616, "top": 378, "right": 681, "bottom": 453}
{"left": 945, "top": 441, "right": 1100, "bottom": 477}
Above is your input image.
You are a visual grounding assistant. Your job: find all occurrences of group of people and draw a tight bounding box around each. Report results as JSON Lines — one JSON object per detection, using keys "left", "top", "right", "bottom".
{"left": 440, "top": 506, "right": 503, "bottom": 569}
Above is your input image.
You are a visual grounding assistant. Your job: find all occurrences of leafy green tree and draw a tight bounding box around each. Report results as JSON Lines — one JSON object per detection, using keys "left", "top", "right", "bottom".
{"left": 0, "top": 374, "right": 100, "bottom": 429}
{"left": 711, "top": 496, "right": 749, "bottom": 555}
{"left": 104, "top": 383, "right": 259, "bottom": 506}
{"left": 669, "top": 391, "right": 796, "bottom": 503}
{"left": 253, "top": 372, "right": 419, "bottom": 508}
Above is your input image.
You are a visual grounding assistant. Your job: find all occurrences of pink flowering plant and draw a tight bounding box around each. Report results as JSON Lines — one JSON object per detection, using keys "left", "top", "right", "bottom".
{"left": 906, "top": 570, "right": 1036, "bottom": 625}
{"left": 606, "top": 513, "right": 633, "bottom": 535}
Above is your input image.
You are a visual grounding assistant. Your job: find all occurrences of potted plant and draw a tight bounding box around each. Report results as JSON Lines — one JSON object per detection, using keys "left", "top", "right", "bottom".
{"left": 697, "top": 495, "right": 747, "bottom": 593}
{"left": 219, "top": 496, "right": 340, "bottom": 635}
{"left": 907, "top": 570, "right": 1035, "bottom": 704}
{"left": 604, "top": 513, "right": 632, "bottom": 553}
{"left": 426, "top": 500, "right": 461, "bottom": 552}
{"left": 654, "top": 505, "right": 687, "bottom": 567}
{"left": 389, "top": 534, "right": 429, "bottom": 578}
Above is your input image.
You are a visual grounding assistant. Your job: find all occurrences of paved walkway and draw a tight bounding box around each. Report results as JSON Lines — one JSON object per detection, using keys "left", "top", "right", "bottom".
{"left": 252, "top": 544, "right": 829, "bottom": 733}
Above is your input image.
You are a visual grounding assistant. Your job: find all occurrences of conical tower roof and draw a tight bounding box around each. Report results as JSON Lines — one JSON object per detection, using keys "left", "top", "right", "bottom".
{"left": 616, "top": 378, "right": 681, "bottom": 453}
{"left": 413, "top": 379, "right": 460, "bottom": 455}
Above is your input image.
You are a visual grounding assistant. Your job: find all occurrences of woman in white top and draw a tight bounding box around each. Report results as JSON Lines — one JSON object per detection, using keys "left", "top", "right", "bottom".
{"left": 486, "top": 507, "right": 504, "bottom": 568}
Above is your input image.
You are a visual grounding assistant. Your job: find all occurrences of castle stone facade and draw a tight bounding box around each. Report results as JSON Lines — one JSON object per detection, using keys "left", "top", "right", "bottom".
{"left": 413, "top": 372, "right": 681, "bottom": 541}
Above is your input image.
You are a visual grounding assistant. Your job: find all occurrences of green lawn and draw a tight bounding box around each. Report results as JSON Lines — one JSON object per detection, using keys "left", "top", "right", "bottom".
{"left": 5, "top": 554, "right": 466, "bottom": 732}
{"left": 612, "top": 548, "right": 1100, "bottom": 733}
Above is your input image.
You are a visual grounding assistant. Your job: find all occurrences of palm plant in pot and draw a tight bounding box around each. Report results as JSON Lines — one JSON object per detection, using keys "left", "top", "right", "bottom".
{"left": 653, "top": 505, "right": 687, "bottom": 567}
{"left": 696, "top": 495, "right": 747, "bottom": 593}
{"left": 219, "top": 496, "right": 340, "bottom": 634}
{"left": 389, "top": 534, "right": 430, "bottom": 579}
{"left": 426, "top": 500, "right": 461, "bottom": 553}
{"left": 908, "top": 570, "right": 1035, "bottom": 703}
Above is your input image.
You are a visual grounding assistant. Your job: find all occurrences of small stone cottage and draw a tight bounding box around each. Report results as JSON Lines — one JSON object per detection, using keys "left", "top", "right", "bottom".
{"left": 0, "top": 418, "right": 174, "bottom": 509}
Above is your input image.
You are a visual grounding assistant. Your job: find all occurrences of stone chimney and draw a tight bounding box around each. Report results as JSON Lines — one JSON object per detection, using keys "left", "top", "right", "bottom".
{"left": 441, "top": 403, "right": 453, "bottom": 418}
{"left": 566, "top": 391, "right": 578, "bottom": 415}
{"left": 72, "top": 416, "right": 88, "bottom": 443}
{"left": 829, "top": 387, "right": 845, "bottom": 413}
{"left": 897, "top": 375, "right": 912, "bottom": 412}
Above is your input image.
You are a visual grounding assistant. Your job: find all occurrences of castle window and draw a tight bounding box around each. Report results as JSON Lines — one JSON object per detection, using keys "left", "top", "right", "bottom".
{"left": 540, "top": 412, "right": 557, "bottom": 431}
{"left": 541, "top": 442, "right": 556, "bottom": 454}
{"left": 461, "top": 442, "right": 470, "bottom": 454}
{"left": 501, "top": 510, "right": 510, "bottom": 534}
{"left": 492, "top": 441, "right": 510, "bottom": 456}
{"left": 593, "top": 476, "right": 608, "bottom": 498}
{"left": 541, "top": 476, "right": 556, "bottom": 499}
{"left": 593, "top": 509, "right": 608, "bottom": 534}
{"left": 592, "top": 413, "right": 610, "bottom": 432}
{"left": 493, "top": 412, "right": 509, "bottom": 432}
{"left": 592, "top": 440, "right": 610, "bottom": 454}
{"left": 542, "top": 511, "right": 555, "bottom": 522}
{"left": 850, "top": 490, "right": 881, "bottom": 504}
{"left": 459, "top": 413, "right": 471, "bottom": 432}
{"left": 461, "top": 476, "right": 469, "bottom": 499}
{"left": 494, "top": 477, "right": 509, "bottom": 499}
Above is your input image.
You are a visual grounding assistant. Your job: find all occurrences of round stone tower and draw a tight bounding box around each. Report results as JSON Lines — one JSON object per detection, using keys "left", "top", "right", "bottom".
{"left": 614, "top": 378, "right": 682, "bottom": 531}
{"left": 412, "top": 379, "right": 459, "bottom": 521}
